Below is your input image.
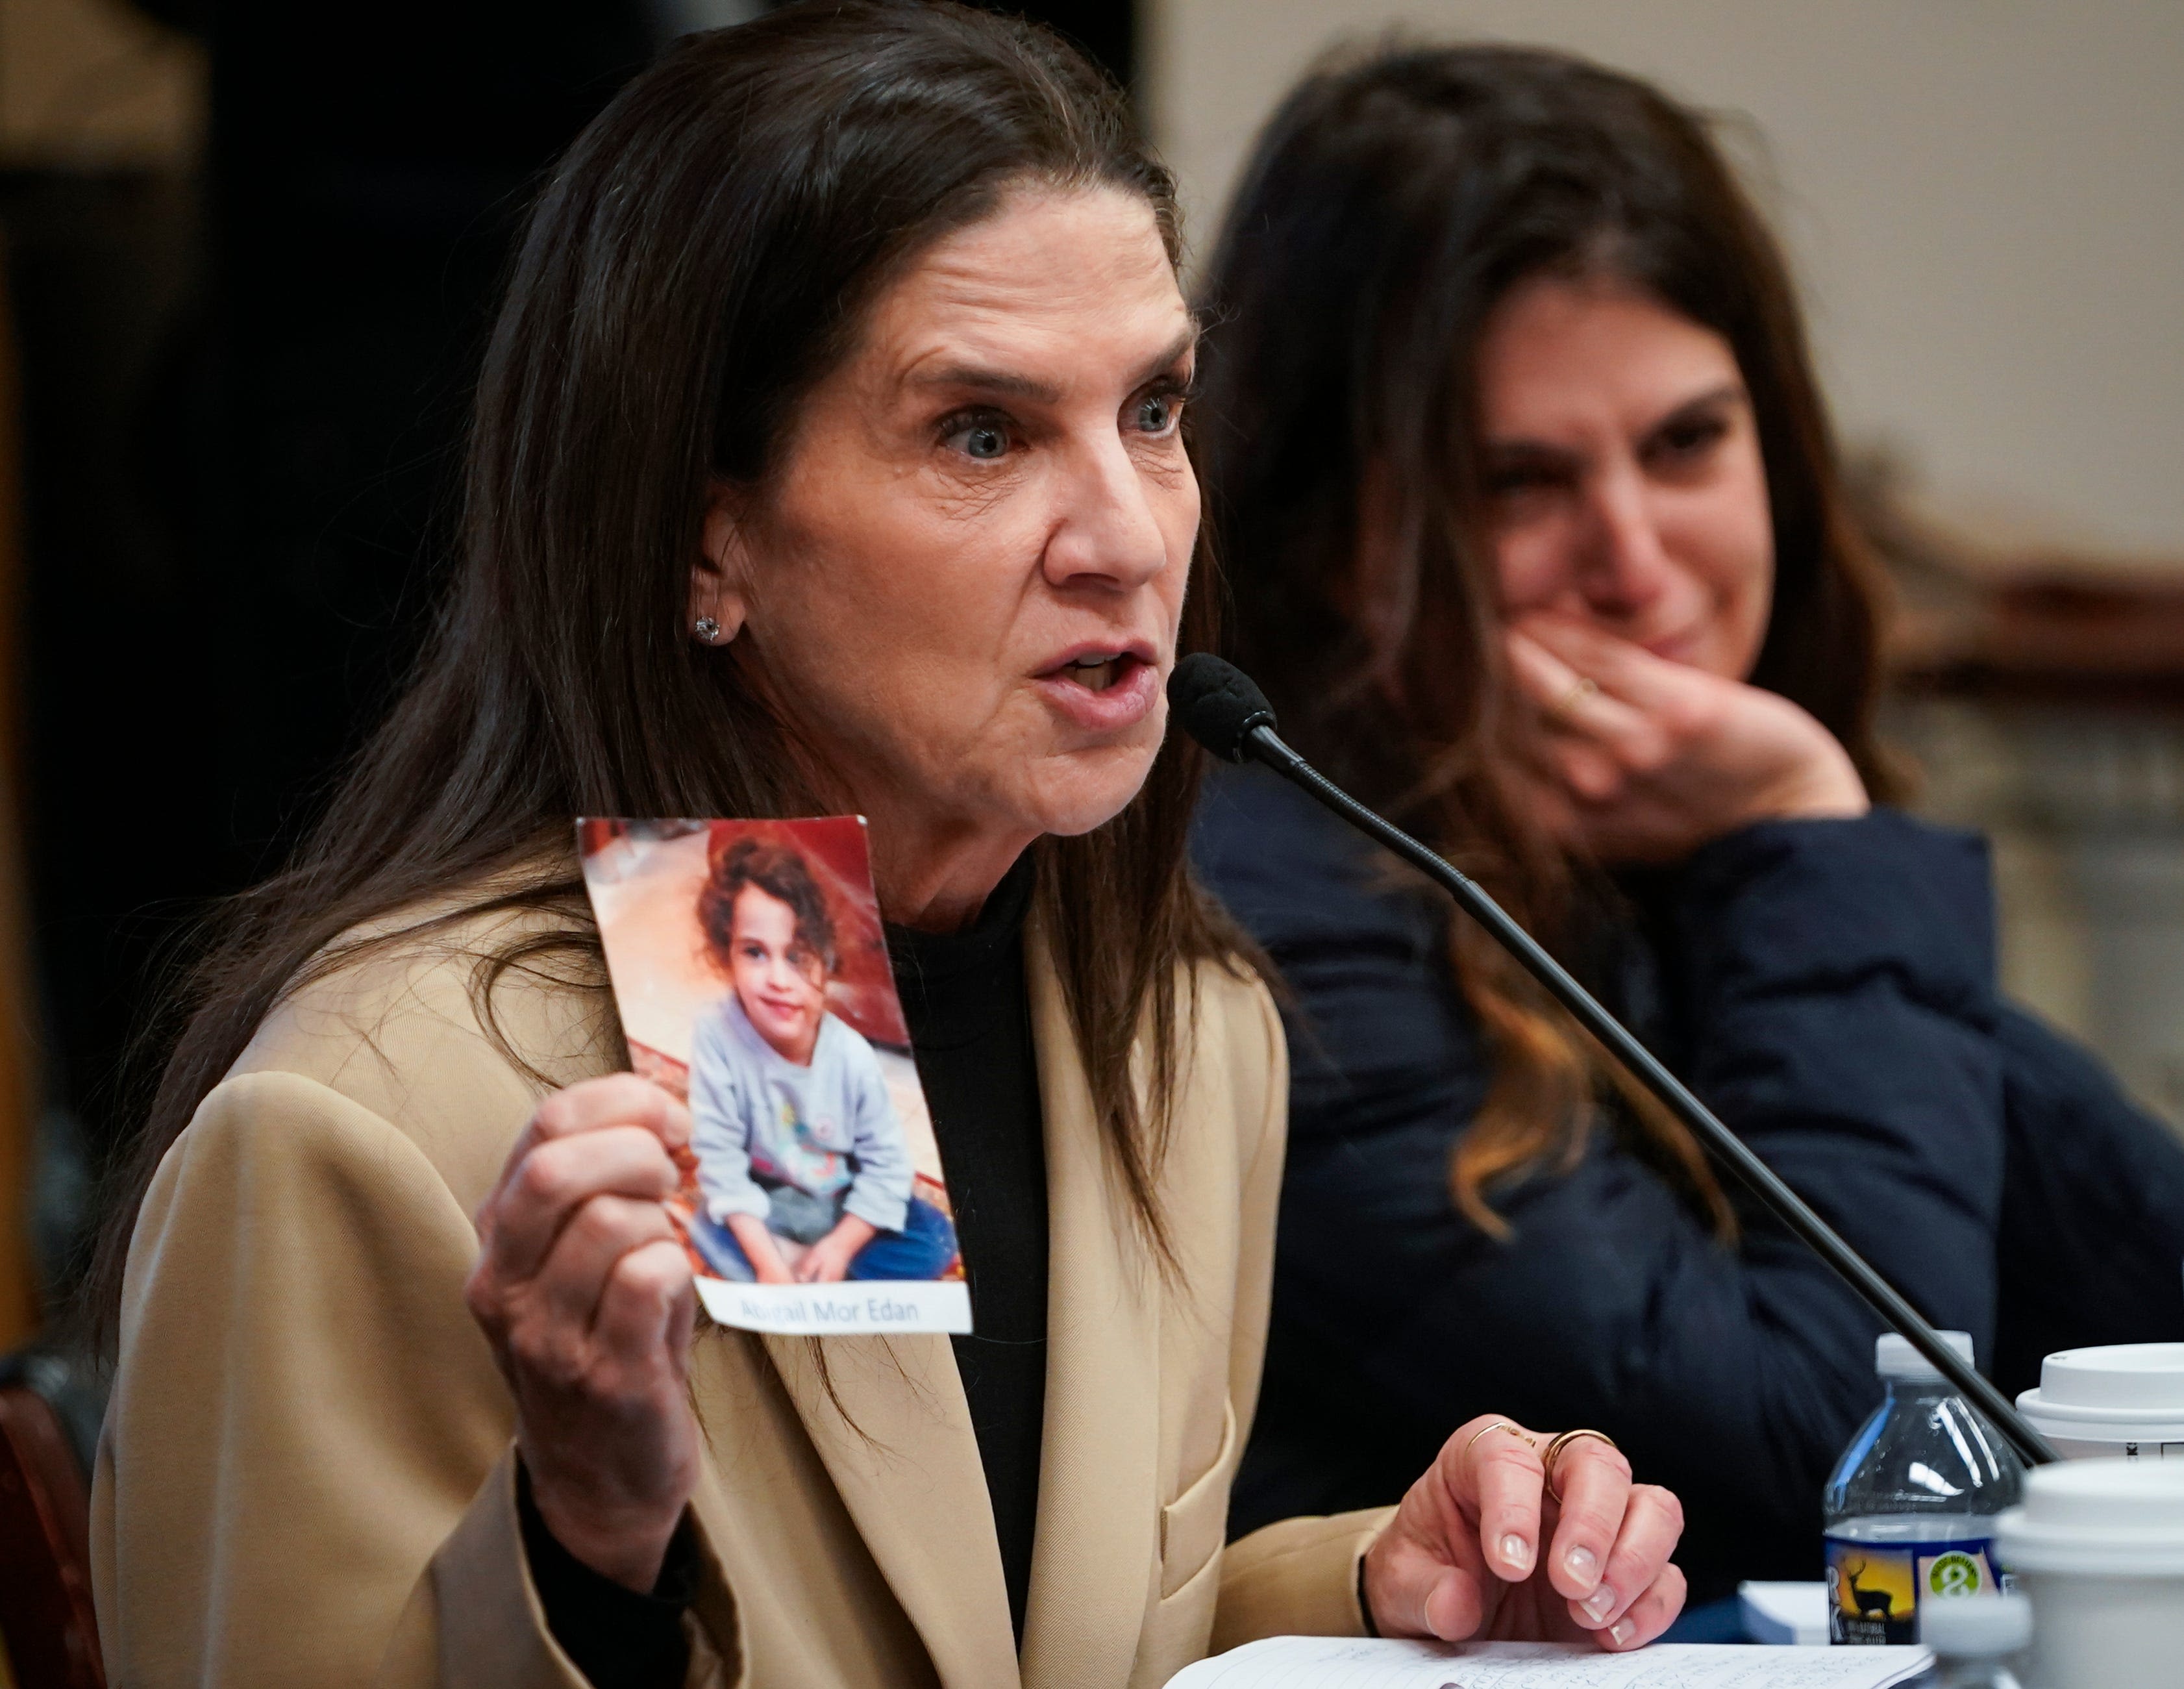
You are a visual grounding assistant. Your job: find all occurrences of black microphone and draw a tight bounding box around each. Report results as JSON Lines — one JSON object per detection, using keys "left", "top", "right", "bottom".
{"left": 1169, "top": 652, "right": 2055, "bottom": 1466}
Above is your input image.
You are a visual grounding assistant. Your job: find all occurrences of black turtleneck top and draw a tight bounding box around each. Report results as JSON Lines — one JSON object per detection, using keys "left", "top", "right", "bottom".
{"left": 885, "top": 851, "right": 1050, "bottom": 1641}
{"left": 523, "top": 853, "right": 1050, "bottom": 1683}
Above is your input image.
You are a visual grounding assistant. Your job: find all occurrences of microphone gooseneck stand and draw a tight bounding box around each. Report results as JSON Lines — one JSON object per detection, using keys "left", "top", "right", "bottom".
{"left": 1169, "top": 653, "right": 2055, "bottom": 1466}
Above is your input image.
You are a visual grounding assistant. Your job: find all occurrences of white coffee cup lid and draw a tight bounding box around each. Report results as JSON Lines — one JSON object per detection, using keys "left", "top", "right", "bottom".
{"left": 2018, "top": 1343, "right": 2184, "bottom": 1440}
{"left": 2033, "top": 1343, "right": 2184, "bottom": 1410}
{"left": 1994, "top": 1458, "right": 2184, "bottom": 1576}
{"left": 1919, "top": 1592, "right": 2032, "bottom": 1655}
{"left": 1876, "top": 1330, "right": 1974, "bottom": 1382}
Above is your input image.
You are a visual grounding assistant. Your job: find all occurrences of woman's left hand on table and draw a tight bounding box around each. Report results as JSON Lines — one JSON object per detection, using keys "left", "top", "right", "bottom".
{"left": 1361, "top": 1416, "right": 1686, "bottom": 1650}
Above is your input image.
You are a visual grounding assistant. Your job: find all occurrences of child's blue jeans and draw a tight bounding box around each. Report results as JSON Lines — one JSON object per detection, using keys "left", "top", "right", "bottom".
{"left": 690, "top": 1196, "right": 958, "bottom": 1282}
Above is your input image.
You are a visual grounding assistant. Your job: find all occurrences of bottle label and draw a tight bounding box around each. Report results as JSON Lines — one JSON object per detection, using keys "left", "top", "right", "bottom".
{"left": 1823, "top": 1533, "right": 2005, "bottom": 1644}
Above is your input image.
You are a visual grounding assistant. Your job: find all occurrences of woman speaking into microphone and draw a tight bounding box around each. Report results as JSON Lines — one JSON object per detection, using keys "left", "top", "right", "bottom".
{"left": 85, "top": 6, "right": 1683, "bottom": 1685}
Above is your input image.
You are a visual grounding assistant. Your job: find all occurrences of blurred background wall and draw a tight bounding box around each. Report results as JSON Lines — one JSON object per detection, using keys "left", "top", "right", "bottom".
{"left": 1, "top": 0, "right": 2181, "bottom": 1348}
{"left": 0, "top": 0, "right": 207, "bottom": 1354}
{"left": 1147, "top": 0, "right": 2184, "bottom": 564}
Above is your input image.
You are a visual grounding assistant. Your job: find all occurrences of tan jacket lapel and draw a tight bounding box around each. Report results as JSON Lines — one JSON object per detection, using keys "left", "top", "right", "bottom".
{"left": 761, "top": 1330, "right": 1021, "bottom": 1686}
{"left": 1017, "top": 925, "right": 1163, "bottom": 1689}
{"left": 740, "top": 923, "right": 1162, "bottom": 1689}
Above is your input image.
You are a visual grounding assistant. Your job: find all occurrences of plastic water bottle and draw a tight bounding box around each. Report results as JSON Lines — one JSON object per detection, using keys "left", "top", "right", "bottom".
{"left": 1823, "top": 1332, "right": 2026, "bottom": 1645}
{"left": 1906, "top": 1592, "right": 2032, "bottom": 1687}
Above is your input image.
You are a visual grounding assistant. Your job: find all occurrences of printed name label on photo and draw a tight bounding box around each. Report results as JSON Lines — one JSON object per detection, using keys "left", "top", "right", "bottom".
{"left": 693, "top": 1279, "right": 973, "bottom": 1334}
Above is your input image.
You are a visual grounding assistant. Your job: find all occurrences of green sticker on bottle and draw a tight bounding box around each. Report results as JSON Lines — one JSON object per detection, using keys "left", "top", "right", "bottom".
{"left": 1926, "top": 1549, "right": 1987, "bottom": 1599}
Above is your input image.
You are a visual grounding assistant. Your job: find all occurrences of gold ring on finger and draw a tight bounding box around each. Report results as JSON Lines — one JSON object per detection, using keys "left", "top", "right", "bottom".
{"left": 1551, "top": 675, "right": 1600, "bottom": 720}
{"left": 1463, "top": 1420, "right": 1539, "bottom": 1460}
{"left": 1541, "top": 1427, "right": 1620, "bottom": 1502}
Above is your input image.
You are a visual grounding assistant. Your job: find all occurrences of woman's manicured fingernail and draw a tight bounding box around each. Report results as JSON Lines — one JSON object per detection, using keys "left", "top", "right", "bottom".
{"left": 1609, "top": 1618, "right": 1637, "bottom": 1647}
{"left": 1500, "top": 1533, "right": 1532, "bottom": 1571}
{"left": 1581, "top": 1584, "right": 1616, "bottom": 1622}
{"left": 1565, "top": 1544, "right": 1598, "bottom": 1584}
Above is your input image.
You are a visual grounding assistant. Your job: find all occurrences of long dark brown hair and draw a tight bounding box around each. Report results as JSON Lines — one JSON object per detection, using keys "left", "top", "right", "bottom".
{"left": 1196, "top": 42, "right": 1900, "bottom": 1236}
{"left": 90, "top": 0, "right": 1232, "bottom": 1341}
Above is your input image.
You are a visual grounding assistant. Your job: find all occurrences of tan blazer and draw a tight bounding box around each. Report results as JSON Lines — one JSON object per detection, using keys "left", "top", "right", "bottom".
{"left": 91, "top": 906, "right": 1390, "bottom": 1687}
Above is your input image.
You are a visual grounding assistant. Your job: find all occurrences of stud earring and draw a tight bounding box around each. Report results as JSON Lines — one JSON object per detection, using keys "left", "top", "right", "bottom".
{"left": 693, "top": 616, "right": 722, "bottom": 642}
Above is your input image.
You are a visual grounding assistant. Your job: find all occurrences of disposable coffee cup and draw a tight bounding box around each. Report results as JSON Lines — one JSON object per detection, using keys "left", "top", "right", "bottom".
{"left": 1993, "top": 1458, "right": 2184, "bottom": 1688}
{"left": 2016, "top": 1343, "right": 2184, "bottom": 1460}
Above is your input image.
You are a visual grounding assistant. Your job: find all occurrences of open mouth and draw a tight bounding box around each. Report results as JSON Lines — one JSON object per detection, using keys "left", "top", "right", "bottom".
{"left": 1054, "top": 652, "right": 1141, "bottom": 693}
{"left": 1034, "top": 641, "right": 1161, "bottom": 731}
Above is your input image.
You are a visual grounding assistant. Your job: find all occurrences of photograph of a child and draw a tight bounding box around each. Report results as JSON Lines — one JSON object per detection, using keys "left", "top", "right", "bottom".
{"left": 577, "top": 816, "right": 970, "bottom": 1334}
{"left": 686, "top": 837, "right": 954, "bottom": 1286}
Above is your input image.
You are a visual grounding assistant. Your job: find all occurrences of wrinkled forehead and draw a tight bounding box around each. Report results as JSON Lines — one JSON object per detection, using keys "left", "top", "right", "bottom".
{"left": 856, "top": 184, "right": 1194, "bottom": 399}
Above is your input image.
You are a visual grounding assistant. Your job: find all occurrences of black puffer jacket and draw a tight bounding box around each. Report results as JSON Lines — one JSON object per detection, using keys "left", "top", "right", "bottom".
{"left": 1193, "top": 764, "right": 2184, "bottom": 1603}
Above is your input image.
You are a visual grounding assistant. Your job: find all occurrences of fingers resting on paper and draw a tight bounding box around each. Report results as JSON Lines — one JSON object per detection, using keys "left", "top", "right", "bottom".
{"left": 1363, "top": 1414, "right": 1687, "bottom": 1650}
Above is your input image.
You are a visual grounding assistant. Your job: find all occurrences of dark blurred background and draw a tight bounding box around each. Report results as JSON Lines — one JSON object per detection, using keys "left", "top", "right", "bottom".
{"left": 0, "top": 0, "right": 1135, "bottom": 1349}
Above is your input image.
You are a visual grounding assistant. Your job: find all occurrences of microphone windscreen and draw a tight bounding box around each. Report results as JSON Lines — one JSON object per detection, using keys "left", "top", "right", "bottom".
{"left": 1167, "top": 654, "right": 1278, "bottom": 763}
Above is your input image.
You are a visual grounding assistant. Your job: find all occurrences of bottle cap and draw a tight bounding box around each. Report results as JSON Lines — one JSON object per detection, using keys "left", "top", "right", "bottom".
{"left": 1877, "top": 1330, "right": 1976, "bottom": 1382}
{"left": 1918, "top": 1592, "right": 2032, "bottom": 1656}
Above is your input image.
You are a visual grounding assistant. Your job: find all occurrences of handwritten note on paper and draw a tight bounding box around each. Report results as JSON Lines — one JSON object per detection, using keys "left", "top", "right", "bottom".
{"left": 1163, "top": 1638, "right": 1935, "bottom": 1689}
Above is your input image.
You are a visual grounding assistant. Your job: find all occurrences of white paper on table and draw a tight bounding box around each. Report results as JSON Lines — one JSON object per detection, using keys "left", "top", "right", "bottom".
{"left": 1163, "top": 1638, "right": 1933, "bottom": 1689}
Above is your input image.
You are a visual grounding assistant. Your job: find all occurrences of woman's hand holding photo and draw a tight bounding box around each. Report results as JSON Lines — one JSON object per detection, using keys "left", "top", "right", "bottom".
{"left": 1507, "top": 613, "right": 1868, "bottom": 864}
{"left": 1363, "top": 1417, "right": 1685, "bottom": 1651}
{"left": 465, "top": 1073, "right": 701, "bottom": 1592}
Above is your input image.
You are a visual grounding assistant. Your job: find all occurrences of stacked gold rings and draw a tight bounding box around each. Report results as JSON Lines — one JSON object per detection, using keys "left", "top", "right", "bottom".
{"left": 1541, "top": 1428, "right": 1619, "bottom": 1501}
{"left": 1461, "top": 1422, "right": 1621, "bottom": 1503}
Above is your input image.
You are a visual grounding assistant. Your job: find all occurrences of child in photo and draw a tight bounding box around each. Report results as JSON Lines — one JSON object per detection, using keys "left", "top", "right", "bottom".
{"left": 686, "top": 836, "right": 956, "bottom": 1284}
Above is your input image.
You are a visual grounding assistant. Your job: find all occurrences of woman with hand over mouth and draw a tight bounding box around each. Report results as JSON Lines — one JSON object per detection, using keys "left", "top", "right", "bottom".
{"left": 86, "top": 9, "right": 1687, "bottom": 1686}
{"left": 1192, "top": 42, "right": 2184, "bottom": 1616}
